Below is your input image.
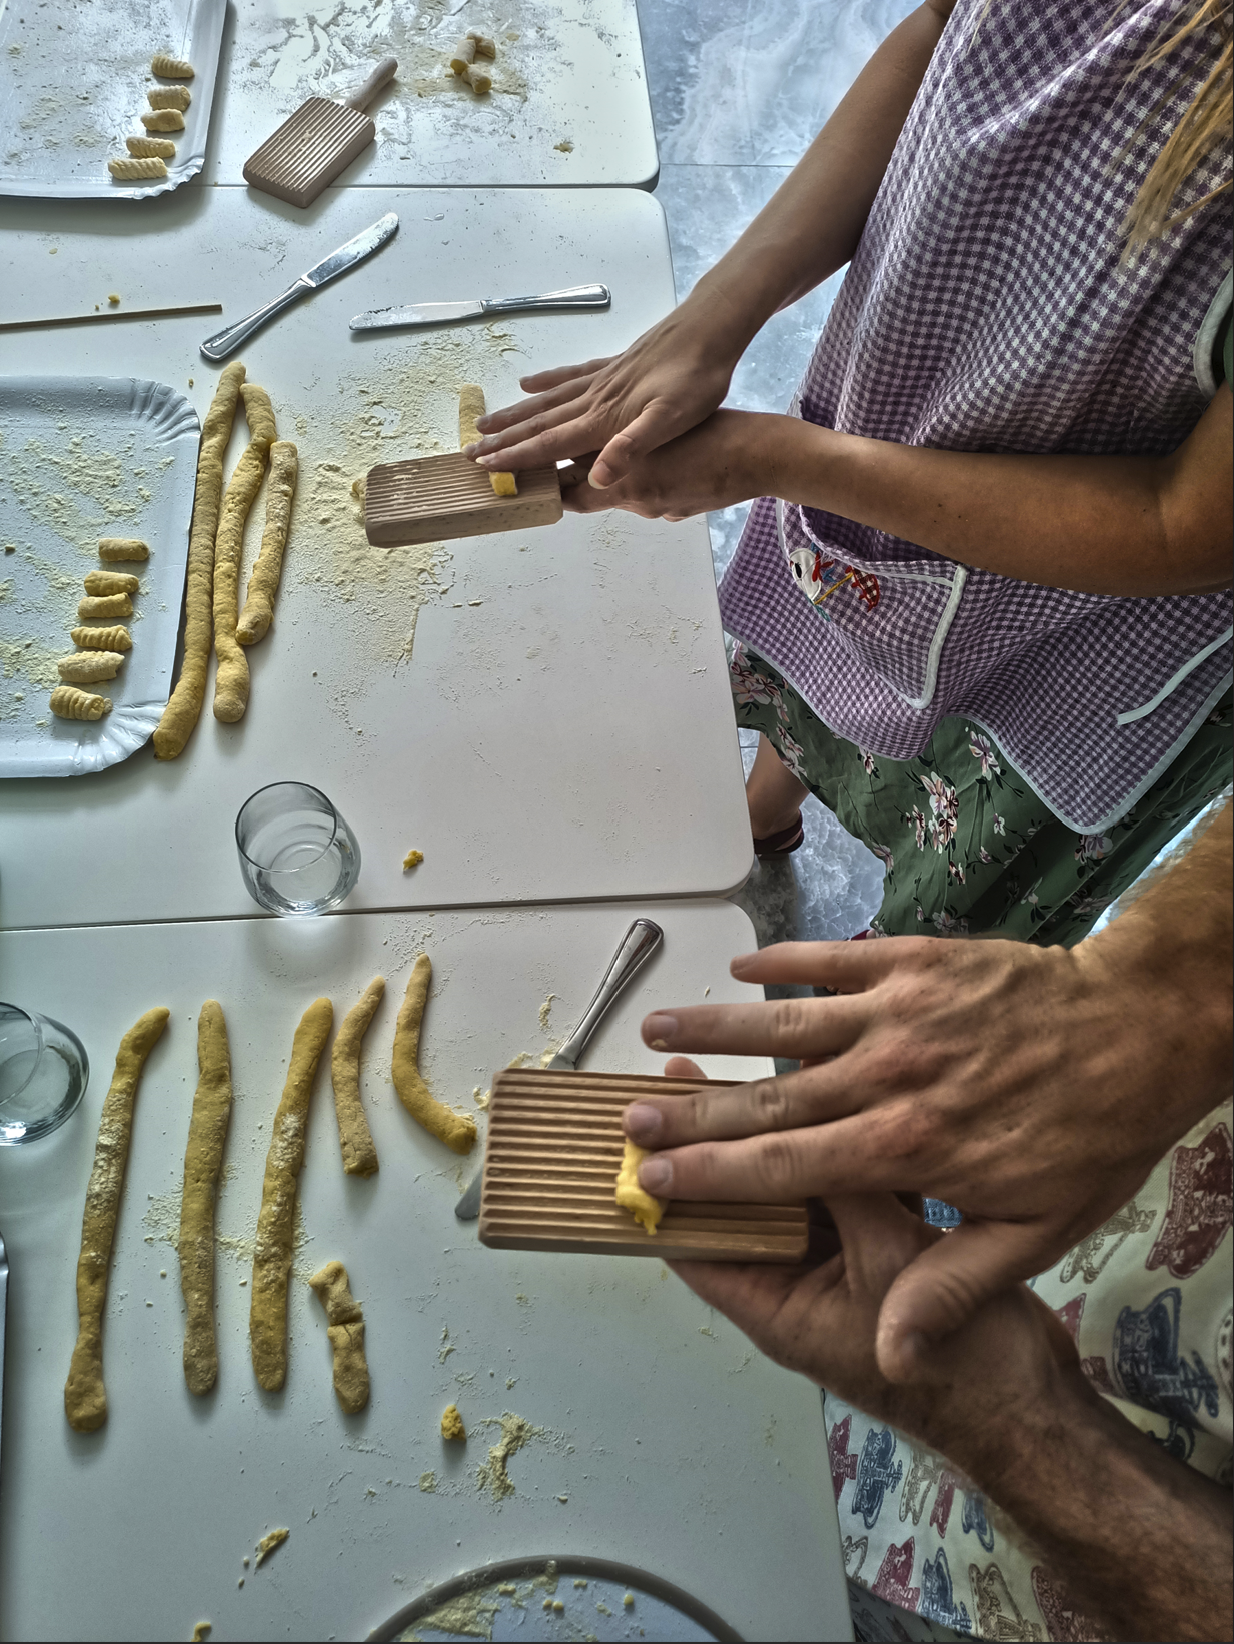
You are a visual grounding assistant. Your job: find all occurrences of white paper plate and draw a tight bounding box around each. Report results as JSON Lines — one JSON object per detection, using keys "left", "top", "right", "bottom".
{"left": 0, "top": 376, "right": 199, "bottom": 776}
{"left": 0, "top": 0, "right": 225, "bottom": 199}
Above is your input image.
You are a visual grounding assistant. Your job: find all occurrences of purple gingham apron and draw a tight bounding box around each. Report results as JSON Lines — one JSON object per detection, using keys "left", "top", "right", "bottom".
{"left": 718, "top": 0, "right": 1232, "bottom": 834}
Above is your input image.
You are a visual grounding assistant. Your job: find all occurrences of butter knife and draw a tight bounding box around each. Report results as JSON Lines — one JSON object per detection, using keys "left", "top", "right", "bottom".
{"left": 200, "top": 211, "right": 399, "bottom": 361}
{"left": 453, "top": 917, "right": 663, "bottom": 1221}
{"left": 351, "top": 282, "right": 609, "bottom": 332}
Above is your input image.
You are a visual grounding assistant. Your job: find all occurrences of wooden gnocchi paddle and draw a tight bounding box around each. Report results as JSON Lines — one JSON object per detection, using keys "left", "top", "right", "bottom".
{"left": 243, "top": 57, "right": 397, "bottom": 208}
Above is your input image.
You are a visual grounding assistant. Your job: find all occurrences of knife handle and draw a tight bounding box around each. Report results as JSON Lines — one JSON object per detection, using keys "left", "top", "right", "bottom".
{"left": 343, "top": 57, "right": 398, "bottom": 112}
{"left": 199, "top": 279, "right": 312, "bottom": 362}
{"left": 480, "top": 284, "right": 610, "bottom": 316}
{"left": 555, "top": 918, "right": 664, "bottom": 1067}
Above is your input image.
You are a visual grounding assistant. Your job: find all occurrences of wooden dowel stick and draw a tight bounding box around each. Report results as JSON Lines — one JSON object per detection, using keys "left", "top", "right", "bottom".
{"left": 0, "top": 303, "right": 223, "bottom": 334}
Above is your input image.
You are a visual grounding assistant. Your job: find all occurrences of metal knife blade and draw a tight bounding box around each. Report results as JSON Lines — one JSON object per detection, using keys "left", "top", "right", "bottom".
{"left": 454, "top": 918, "right": 664, "bottom": 1221}
{"left": 350, "top": 283, "right": 610, "bottom": 332}
{"left": 351, "top": 299, "right": 484, "bottom": 330}
{"left": 303, "top": 211, "right": 399, "bottom": 289}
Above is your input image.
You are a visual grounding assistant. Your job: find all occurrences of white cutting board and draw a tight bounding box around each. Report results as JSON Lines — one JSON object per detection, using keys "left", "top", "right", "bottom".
{"left": 0, "top": 186, "right": 753, "bottom": 928}
{"left": 0, "top": 901, "right": 852, "bottom": 1643}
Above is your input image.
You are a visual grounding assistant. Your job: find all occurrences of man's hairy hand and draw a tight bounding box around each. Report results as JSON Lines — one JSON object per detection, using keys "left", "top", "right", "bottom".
{"left": 629, "top": 924, "right": 1230, "bottom": 1379}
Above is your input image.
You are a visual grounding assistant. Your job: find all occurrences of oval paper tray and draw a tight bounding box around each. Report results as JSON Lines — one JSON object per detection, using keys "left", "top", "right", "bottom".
{"left": 0, "top": 375, "right": 199, "bottom": 777}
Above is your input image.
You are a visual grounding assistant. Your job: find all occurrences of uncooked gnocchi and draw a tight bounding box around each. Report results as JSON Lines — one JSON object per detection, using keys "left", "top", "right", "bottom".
{"left": 50, "top": 686, "right": 111, "bottom": 721}
{"left": 84, "top": 569, "right": 139, "bottom": 597}
{"left": 98, "top": 538, "right": 149, "bottom": 561}
{"left": 148, "top": 86, "right": 191, "bottom": 111}
{"left": 126, "top": 136, "right": 175, "bottom": 159}
{"left": 78, "top": 593, "right": 132, "bottom": 621}
{"left": 141, "top": 109, "right": 185, "bottom": 132}
{"left": 151, "top": 54, "right": 194, "bottom": 78}
{"left": 71, "top": 624, "right": 131, "bottom": 652}
{"left": 108, "top": 157, "right": 168, "bottom": 180}
{"left": 57, "top": 652, "right": 125, "bottom": 684}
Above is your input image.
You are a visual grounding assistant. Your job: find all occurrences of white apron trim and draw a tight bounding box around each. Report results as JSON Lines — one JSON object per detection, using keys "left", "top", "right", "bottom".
{"left": 1116, "top": 627, "right": 1234, "bottom": 725}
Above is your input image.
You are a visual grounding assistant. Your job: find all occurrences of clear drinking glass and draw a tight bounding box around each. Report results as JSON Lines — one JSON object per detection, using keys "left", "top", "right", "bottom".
{"left": 0, "top": 1003, "right": 89, "bottom": 1145}
{"left": 235, "top": 781, "right": 361, "bottom": 915}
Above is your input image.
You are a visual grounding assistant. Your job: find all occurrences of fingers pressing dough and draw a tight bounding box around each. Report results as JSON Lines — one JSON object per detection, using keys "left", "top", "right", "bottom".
{"left": 615, "top": 1139, "right": 666, "bottom": 1235}
{"left": 250, "top": 997, "right": 332, "bottom": 1392}
{"left": 98, "top": 537, "right": 149, "bottom": 561}
{"left": 149, "top": 85, "right": 191, "bottom": 110}
{"left": 64, "top": 1007, "right": 170, "bottom": 1431}
{"left": 151, "top": 53, "right": 194, "bottom": 77}
{"left": 330, "top": 976, "right": 383, "bottom": 1177}
{"left": 179, "top": 1001, "right": 233, "bottom": 1396}
{"left": 459, "top": 385, "right": 516, "bottom": 496}
{"left": 72, "top": 624, "right": 131, "bottom": 651}
{"left": 154, "top": 361, "right": 245, "bottom": 758}
{"left": 125, "top": 136, "right": 176, "bottom": 159}
{"left": 309, "top": 1261, "right": 370, "bottom": 1413}
{"left": 392, "top": 955, "right": 477, "bottom": 1155}
{"left": 84, "top": 569, "right": 139, "bottom": 596}
{"left": 108, "top": 157, "right": 168, "bottom": 180}
{"left": 57, "top": 651, "right": 125, "bottom": 683}
{"left": 50, "top": 685, "right": 111, "bottom": 720}
{"left": 213, "top": 384, "right": 277, "bottom": 723}
{"left": 236, "top": 440, "right": 297, "bottom": 646}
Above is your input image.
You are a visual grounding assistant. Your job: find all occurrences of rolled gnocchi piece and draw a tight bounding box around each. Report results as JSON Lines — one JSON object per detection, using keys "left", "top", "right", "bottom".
{"left": 126, "top": 136, "right": 176, "bottom": 159}
{"left": 98, "top": 538, "right": 149, "bottom": 561}
{"left": 57, "top": 651, "right": 125, "bottom": 683}
{"left": 84, "top": 569, "right": 139, "bottom": 597}
{"left": 108, "top": 157, "right": 168, "bottom": 180}
{"left": 151, "top": 53, "right": 194, "bottom": 78}
{"left": 463, "top": 60, "right": 492, "bottom": 93}
{"left": 141, "top": 109, "right": 185, "bottom": 132}
{"left": 469, "top": 32, "right": 497, "bottom": 58}
{"left": 78, "top": 593, "right": 132, "bottom": 622}
{"left": 449, "top": 35, "right": 476, "bottom": 72}
{"left": 71, "top": 624, "right": 131, "bottom": 652}
{"left": 148, "top": 85, "right": 191, "bottom": 111}
{"left": 50, "top": 686, "right": 112, "bottom": 721}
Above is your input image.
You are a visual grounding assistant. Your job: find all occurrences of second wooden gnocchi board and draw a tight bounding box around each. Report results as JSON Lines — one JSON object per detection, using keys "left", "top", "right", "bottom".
{"left": 478, "top": 1069, "right": 811, "bottom": 1262}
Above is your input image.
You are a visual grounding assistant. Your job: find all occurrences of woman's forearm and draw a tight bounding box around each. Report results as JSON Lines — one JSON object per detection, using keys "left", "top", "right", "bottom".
{"left": 764, "top": 385, "right": 1233, "bottom": 594}
{"left": 680, "top": 2, "right": 953, "bottom": 364}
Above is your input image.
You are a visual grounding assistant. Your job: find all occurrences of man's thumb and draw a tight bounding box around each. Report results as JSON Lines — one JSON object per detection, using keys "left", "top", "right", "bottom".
{"left": 590, "top": 403, "right": 675, "bottom": 488}
{"left": 875, "top": 1219, "right": 1037, "bottom": 1383}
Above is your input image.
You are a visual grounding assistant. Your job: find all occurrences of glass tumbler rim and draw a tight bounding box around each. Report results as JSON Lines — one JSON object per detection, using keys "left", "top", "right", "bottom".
{"left": 0, "top": 1001, "right": 43, "bottom": 1110}
{"left": 235, "top": 780, "right": 340, "bottom": 873}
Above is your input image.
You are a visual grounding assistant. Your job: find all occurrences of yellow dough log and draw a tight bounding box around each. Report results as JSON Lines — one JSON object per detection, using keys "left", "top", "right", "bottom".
{"left": 236, "top": 440, "right": 297, "bottom": 646}
{"left": 64, "top": 1007, "right": 170, "bottom": 1431}
{"left": 470, "top": 32, "right": 497, "bottom": 57}
{"left": 148, "top": 85, "right": 191, "bottom": 110}
{"left": 153, "top": 361, "right": 245, "bottom": 758}
{"left": 98, "top": 537, "right": 148, "bottom": 561}
{"left": 108, "top": 157, "right": 168, "bottom": 180}
{"left": 84, "top": 569, "right": 139, "bottom": 596}
{"left": 57, "top": 651, "right": 125, "bottom": 683}
{"left": 391, "top": 955, "right": 477, "bottom": 1156}
{"left": 250, "top": 997, "right": 332, "bottom": 1392}
{"left": 140, "top": 108, "right": 185, "bottom": 132}
{"left": 151, "top": 53, "right": 194, "bottom": 78}
{"left": 212, "top": 383, "right": 277, "bottom": 723}
{"left": 463, "top": 60, "right": 492, "bottom": 93}
{"left": 330, "top": 976, "right": 383, "bottom": 1177}
{"left": 449, "top": 35, "right": 476, "bottom": 72}
{"left": 126, "top": 136, "right": 176, "bottom": 159}
{"left": 458, "top": 385, "right": 516, "bottom": 497}
{"left": 71, "top": 624, "right": 131, "bottom": 652}
{"left": 309, "top": 1261, "right": 370, "bottom": 1413}
{"left": 50, "top": 685, "right": 111, "bottom": 720}
{"left": 615, "top": 1139, "right": 666, "bottom": 1235}
{"left": 78, "top": 592, "right": 132, "bottom": 621}
{"left": 179, "top": 1000, "right": 233, "bottom": 1396}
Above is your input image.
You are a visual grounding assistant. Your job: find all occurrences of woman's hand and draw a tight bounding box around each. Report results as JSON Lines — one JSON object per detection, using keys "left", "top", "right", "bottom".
{"left": 559, "top": 409, "right": 783, "bottom": 520}
{"left": 465, "top": 294, "right": 748, "bottom": 487}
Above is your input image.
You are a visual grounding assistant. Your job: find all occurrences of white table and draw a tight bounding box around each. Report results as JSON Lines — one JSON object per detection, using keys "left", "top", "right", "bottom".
{"left": 199, "top": 0, "right": 659, "bottom": 190}
{"left": 0, "top": 901, "right": 852, "bottom": 1643}
{"left": 1, "top": 186, "right": 752, "bottom": 928}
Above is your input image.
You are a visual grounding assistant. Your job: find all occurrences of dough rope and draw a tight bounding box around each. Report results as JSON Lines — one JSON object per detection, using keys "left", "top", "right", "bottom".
{"left": 71, "top": 624, "right": 131, "bottom": 651}
{"left": 179, "top": 1000, "right": 233, "bottom": 1396}
{"left": 154, "top": 361, "right": 245, "bottom": 758}
{"left": 615, "top": 1139, "right": 666, "bottom": 1235}
{"left": 140, "top": 108, "right": 185, "bottom": 132}
{"left": 330, "top": 976, "right": 383, "bottom": 1177}
{"left": 236, "top": 439, "right": 297, "bottom": 646}
{"left": 459, "top": 385, "right": 516, "bottom": 497}
{"left": 151, "top": 53, "right": 194, "bottom": 78}
{"left": 309, "top": 1261, "right": 370, "bottom": 1413}
{"left": 213, "top": 383, "right": 277, "bottom": 723}
{"left": 57, "top": 651, "right": 125, "bottom": 683}
{"left": 250, "top": 997, "right": 333, "bottom": 1392}
{"left": 50, "top": 685, "right": 111, "bottom": 720}
{"left": 148, "top": 85, "right": 191, "bottom": 110}
{"left": 391, "top": 955, "right": 477, "bottom": 1155}
{"left": 108, "top": 157, "right": 168, "bottom": 180}
{"left": 84, "top": 569, "right": 139, "bottom": 596}
{"left": 64, "top": 1007, "right": 170, "bottom": 1431}
{"left": 98, "top": 537, "right": 149, "bottom": 561}
{"left": 78, "top": 592, "right": 132, "bottom": 621}
{"left": 125, "top": 136, "right": 175, "bottom": 159}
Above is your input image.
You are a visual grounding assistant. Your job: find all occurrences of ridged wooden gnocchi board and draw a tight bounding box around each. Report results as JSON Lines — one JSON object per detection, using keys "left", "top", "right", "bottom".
{"left": 364, "top": 452, "right": 563, "bottom": 545}
{"left": 478, "top": 1069, "right": 810, "bottom": 1262}
{"left": 243, "top": 99, "right": 376, "bottom": 207}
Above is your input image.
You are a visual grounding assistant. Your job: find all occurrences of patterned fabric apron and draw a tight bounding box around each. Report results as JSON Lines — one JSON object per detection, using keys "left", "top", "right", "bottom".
{"left": 717, "top": 0, "right": 1233, "bottom": 835}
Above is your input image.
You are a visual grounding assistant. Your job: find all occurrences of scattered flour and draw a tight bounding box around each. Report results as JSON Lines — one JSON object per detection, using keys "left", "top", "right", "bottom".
{"left": 476, "top": 1411, "right": 543, "bottom": 1501}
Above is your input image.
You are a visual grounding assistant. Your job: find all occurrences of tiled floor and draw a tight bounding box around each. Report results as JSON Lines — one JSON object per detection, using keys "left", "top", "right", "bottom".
{"left": 639, "top": 0, "right": 918, "bottom": 952}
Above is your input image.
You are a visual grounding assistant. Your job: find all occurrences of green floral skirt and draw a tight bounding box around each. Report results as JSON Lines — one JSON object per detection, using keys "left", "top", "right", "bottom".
{"left": 731, "top": 642, "right": 1232, "bottom": 946}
